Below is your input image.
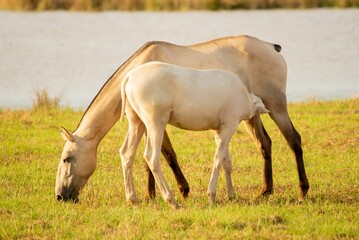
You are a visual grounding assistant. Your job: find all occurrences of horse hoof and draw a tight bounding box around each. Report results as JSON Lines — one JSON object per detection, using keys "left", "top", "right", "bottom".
{"left": 299, "top": 185, "right": 309, "bottom": 201}
{"left": 261, "top": 189, "right": 273, "bottom": 196}
{"left": 180, "top": 186, "right": 190, "bottom": 199}
{"left": 167, "top": 200, "right": 180, "bottom": 210}
{"left": 207, "top": 193, "right": 216, "bottom": 206}
{"left": 228, "top": 193, "right": 236, "bottom": 201}
{"left": 127, "top": 197, "right": 140, "bottom": 205}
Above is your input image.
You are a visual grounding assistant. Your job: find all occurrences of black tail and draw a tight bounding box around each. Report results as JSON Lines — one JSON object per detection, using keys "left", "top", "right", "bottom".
{"left": 274, "top": 44, "right": 282, "bottom": 53}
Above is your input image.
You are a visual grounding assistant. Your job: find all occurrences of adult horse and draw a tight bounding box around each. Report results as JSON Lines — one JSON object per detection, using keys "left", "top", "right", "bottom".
{"left": 55, "top": 35, "right": 309, "bottom": 203}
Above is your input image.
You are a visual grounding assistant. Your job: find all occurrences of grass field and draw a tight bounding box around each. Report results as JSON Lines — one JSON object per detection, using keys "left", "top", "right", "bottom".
{"left": 0, "top": 98, "right": 358, "bottom": 239}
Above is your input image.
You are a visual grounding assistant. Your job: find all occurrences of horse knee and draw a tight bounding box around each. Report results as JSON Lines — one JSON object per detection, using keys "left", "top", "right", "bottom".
{"left": 222, "top": 158, "right": 233, "bottom": 173}
{"left": 213, "top": 154, "right": 224, "bottom": 170}
{"left": 119, "top": 148, "right": 134, "bottom": 170}
{"left": 149, "top": 161, "right": 161, "bottom": 173}
{"left": 119, "top": 146, "right": 126, "bottom": 159}
{"left": 144, "top": 153, "right": 161, "bottom": 173}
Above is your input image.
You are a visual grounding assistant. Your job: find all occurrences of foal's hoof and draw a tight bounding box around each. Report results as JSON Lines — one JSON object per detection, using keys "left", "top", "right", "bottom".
{"left": 208, "top": 194, "right": 216, "bottom": 206}
{"left": 127, "top": 197, "right": 140, "bottom": 206}
{"left": 167, "top": 200, "right": 180, "bottom": 210}
{"left": 228, "top": 193, "right": 236, "bottom": 202}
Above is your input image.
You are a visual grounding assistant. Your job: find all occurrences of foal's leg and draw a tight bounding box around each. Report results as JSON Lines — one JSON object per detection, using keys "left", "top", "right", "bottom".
{"left": 144, "top": 124, "right": 179, "bottom": 210}
{"left": 208, "top": 126, "right": 237, "bottom": 205}
{"left": 161, "top": 131, "right": 190, "bottom": 198}
{"left": 243, "top": 115, "right": 273, "bottom": 196}
{"left": 269, "top": 109, "right": 309, "bottom": 201}
{"left": 223, "top": 149, "right": 236, "bottom": 201}
{"left": 119, "top": 115, "right": 146, "bottom": 204}
{"left": 146, "top": 131, "right": 190, "bottom": 199}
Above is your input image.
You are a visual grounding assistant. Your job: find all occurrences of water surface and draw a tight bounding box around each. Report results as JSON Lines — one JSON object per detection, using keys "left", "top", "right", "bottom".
{"left": 0, "top": 10, "right": 358, "bottom": 109}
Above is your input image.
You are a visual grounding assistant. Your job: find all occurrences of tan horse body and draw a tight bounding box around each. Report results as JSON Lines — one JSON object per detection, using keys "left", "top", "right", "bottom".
{"left": 56, "top": 35, "right": 309, "bottom": 202}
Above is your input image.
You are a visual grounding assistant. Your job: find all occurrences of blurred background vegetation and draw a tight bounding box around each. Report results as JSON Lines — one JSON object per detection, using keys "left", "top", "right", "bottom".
{"left": 1, "top": 0, "right": 358, "bottom": 11}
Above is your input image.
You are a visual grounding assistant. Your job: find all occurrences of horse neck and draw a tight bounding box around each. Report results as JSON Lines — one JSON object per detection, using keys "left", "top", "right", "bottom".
{"left": 73, "top": 65, "right": 129, "bottom": 143}
{"left": 72, "top": 41, "right": 159, "bottom": 144}
{"left": 71, "top": 39, "right": 231, "bottom": 143}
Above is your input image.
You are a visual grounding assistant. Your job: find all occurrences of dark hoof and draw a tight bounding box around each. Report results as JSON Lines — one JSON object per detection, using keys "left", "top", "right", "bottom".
{"left": 181, "top": 186, "right": 190, "bottom": 199}
{"left": 298, "top": 185, "right": 309, "bottom": 202}
{"left": 261, "top": 189, "right": 273, "bottom": 196}
{"left": 146, "top": 190, "right": 156, "bottom": 200}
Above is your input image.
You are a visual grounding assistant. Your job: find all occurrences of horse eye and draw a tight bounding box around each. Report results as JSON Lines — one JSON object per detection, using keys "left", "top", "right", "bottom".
{"left": 63, "top": 157, "right": 71, "bottom": 163}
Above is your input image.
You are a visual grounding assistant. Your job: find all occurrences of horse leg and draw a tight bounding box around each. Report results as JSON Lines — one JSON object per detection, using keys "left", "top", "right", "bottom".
{"left": 119, "top": 116, "right": 145, "bottom": 204}
{"left": 145, "top": 131, "right": 156, "bottom": 199}
{"left": 161, "top": 130, "right": 190, "bottom": 198}
{"left": 223, "top": 149, "right": 236, "bottom": 201}
{"left": 269, "top": 110, "right": 309, "bottom": 201}
{"left": 144, "top": 124, "right": 179, "bottom": 210}
{"left": 243, "top": 115, "right": 273, "bottom": 196}
{"left": 145, "top": 130, "right": 190, "bottom": 199}
{"left": 208, "top": 126, "right": 237, "bottom": 205}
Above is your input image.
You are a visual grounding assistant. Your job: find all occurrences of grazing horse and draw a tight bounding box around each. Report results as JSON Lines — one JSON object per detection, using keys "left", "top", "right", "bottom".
{"left": 120, "top": 62, "right": 269, "bottom": 209}
{"left": 55, "top": 35, "right": 309, "bottom": 203}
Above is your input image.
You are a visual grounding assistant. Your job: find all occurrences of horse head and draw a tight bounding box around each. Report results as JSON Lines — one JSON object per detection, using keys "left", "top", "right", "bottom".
{"left": 55, "top": 127, "right": 97, "bottom": 203}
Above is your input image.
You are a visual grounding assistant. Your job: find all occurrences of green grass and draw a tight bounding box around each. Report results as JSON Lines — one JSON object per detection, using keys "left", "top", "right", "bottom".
{"left": 0, "top": 98, "right": 358, "bottom": 239}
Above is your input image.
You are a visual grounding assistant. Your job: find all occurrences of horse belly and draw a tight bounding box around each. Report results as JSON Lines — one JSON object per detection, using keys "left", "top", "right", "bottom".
{"left": 168, "top": 105, "right": 221, "bottom": 131}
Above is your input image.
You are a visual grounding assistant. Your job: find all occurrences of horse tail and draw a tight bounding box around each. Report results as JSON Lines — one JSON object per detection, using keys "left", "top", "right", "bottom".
{"left": 120, "top": 74, "right": 130, "bottom": 122}
{"left": 249, "top": 93, "right": 270, "bottom": 115}
{"left": 274, "top": 44, "right": 282, "bottom": 53}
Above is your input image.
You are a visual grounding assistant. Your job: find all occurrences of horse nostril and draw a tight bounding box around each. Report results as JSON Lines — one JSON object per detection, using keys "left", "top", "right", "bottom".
{"left": 57, "top": 195, "right": 63, "bottom": 201}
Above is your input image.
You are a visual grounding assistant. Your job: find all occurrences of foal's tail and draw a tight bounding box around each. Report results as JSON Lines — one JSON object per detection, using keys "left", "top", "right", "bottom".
{"left": 120, "top": 74, "right": 130, "bottom": 122}
{"left": 250, "top": 94, "right": 270, "bottom": 115}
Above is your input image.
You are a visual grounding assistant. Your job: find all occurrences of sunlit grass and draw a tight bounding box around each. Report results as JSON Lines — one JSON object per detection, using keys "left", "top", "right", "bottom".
{"left": 0, "top": 98, "right": 358, "bottom": 239}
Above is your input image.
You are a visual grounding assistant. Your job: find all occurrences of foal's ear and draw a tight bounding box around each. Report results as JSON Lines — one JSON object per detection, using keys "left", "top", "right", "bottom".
{"left": 60, "top": 127, "right": 74, "bottom": 142}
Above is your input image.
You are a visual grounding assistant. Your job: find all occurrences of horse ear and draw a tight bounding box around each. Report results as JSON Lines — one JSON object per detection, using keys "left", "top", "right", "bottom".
{"left": 60, "top": 127, "right": 74, "bottom": 142}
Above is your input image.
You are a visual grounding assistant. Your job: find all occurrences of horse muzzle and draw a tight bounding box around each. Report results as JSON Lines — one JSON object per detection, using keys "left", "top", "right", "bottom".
{"left": 56, "top": 192, "right": 79, "bottom": 203}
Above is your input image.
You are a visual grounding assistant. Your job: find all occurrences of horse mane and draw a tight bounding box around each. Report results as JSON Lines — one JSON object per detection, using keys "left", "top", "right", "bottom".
{"left": 74, "top": 42, "right": 154, "bottom": 131}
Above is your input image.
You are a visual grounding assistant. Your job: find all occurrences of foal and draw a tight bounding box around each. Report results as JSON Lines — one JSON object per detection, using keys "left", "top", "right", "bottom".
{"left": 120, "top": 61, "right": 269, "bottom": 209}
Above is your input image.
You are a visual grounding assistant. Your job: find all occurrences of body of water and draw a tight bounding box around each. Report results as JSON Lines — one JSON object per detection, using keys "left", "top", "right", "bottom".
{"left": 0, "top": 10, "right": 358, "bottom": 109}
